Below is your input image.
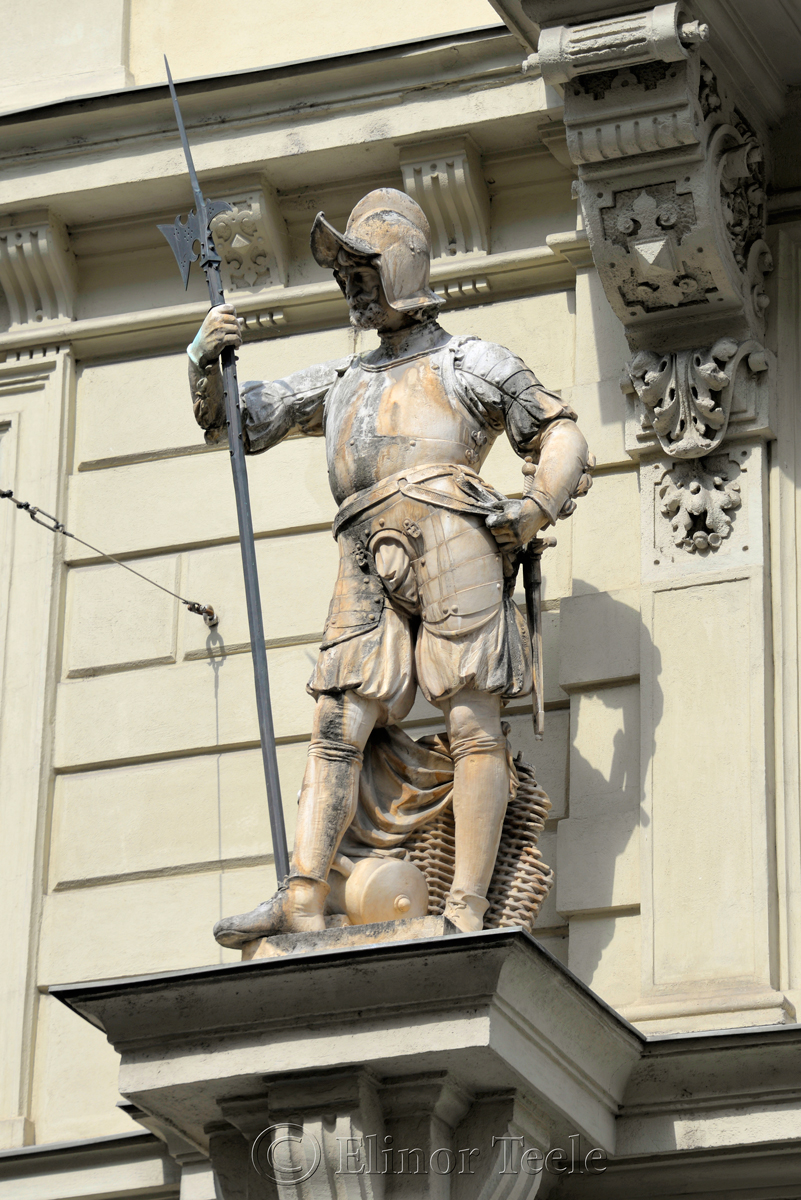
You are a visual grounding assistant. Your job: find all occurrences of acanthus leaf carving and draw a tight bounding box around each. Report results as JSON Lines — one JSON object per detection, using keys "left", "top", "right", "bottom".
{"left": 658, "top": 457, "right": 741, "bottom": 552}
{"left": 621, "top": 337, "right": 769, "bottom": 458}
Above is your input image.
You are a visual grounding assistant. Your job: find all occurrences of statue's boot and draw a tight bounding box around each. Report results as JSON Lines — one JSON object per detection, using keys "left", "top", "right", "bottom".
{"left": 443, "top": 739, "right": 509, "bottom": 933}
{"left": 213, "top": 875, "right": 329, "bottom": 948}
{"left": 213, "top": 740, "right": 362, "bottom": 948}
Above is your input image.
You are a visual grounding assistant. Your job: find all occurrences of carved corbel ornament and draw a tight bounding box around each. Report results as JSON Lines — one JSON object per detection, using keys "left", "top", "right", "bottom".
{"left": 621, "top": 336, "right": 769, "bottom": 458}
{"left": 658, "top": 455, "right": 741, "bottom": 552}
{"left": 239, "top": 308, "right": 287, "bottom": 339}
{"left": 0, "top": 210, "right": 77, "bottom": 329}
{"left": 398, "top": 137, "right": 491, "bottom": 258}
{"left": 522, "top": 3, "right": 773, "bottom": 364}
{"left": 209, "top": 182, "right": 289, "bottom": 293}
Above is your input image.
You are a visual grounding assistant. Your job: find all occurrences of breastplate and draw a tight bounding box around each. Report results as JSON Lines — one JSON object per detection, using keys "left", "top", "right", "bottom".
{"left": 324, "top": 350, "right": 493, "bottom": 503}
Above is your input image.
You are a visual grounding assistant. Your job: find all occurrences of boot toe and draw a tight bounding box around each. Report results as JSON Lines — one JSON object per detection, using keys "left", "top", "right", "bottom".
{"left": 212, "top": 900, "right": 279, "bottom": 948}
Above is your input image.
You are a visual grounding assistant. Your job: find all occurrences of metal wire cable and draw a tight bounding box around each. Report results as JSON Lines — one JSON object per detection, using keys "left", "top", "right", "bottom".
{"left": 0, "top": 487, "right": 217, "bottom": 625}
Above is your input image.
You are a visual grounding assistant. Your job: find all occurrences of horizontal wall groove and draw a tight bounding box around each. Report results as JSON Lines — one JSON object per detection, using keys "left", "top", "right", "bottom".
{"left": 51, "top": 733, "right": 312, "bottom": 775}
{"left": 49, "top": 700, "right": 556, "bottom": 775}
{"left": 183, "top": 631, "right": 324, "bottom": 660}
{"left": 66, "top": 655, "right": 177, "bottom": 679}
{"left": 51, "top": 852, "right": 276, "bottom": 893}
{"left": 63, "top": 522, "right": 336, "bottom": 567}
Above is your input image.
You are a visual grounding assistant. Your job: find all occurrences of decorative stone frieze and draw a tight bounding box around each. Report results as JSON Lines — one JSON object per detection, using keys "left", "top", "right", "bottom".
{"left": 238, "top": 308, "right": 287, "bottom": 339}
{"left": 0, "top": 211, "right": 77, "bottom": 329}
{"left": 434, "top": 275, "right": 491, "bottom": 305}
{"left": 398, "top": 137, "right": 490, "bottom": 257}
{"left": 209, "top": 185, "right": 289, "bottom": 292}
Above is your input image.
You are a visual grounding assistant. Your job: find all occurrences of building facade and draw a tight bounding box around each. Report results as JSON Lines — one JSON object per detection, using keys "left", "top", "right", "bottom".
{"left": 1, "top": 0, "right": 801, "bottom": 1196}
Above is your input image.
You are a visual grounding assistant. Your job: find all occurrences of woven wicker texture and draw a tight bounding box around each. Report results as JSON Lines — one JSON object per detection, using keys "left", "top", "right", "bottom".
{"left": 403, "top": 749, "right": 553, "bottom": 933}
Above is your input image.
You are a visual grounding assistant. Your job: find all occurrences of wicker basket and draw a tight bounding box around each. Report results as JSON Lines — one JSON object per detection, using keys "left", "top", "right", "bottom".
{"left": 402, "top": 750, "right": 553, "bottom": 934}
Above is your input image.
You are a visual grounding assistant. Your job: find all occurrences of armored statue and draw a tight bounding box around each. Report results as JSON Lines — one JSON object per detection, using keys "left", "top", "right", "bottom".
{"left": 188, "top": 189, "right": 591, "bottom": 944}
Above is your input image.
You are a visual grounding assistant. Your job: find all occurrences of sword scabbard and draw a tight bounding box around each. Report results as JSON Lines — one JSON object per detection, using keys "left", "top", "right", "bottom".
{"left": 521, "top": 455, "right": 555, "bottom": 741}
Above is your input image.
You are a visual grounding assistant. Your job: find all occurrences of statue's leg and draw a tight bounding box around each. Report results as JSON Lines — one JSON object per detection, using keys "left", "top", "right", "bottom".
{"left": 292, "top": 690, "right": 380, "bottom": 882}
{"left": 438, "top": 687, "right": 508, "bottom": 933}
{"left": 213, "top": 690, "right": 378, "bottom": 947}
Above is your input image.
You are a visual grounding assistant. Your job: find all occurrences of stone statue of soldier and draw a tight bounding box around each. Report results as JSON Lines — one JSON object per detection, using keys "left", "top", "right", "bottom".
{"left": 188, "top": 189, "right": 591, "bottom": 944}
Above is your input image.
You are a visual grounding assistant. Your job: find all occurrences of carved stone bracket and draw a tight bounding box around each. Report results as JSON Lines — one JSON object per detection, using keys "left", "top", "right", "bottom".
{"left": 0, "top": 210, "right": 77, "bottom": 329}
{"left": 517, "top": 1, "right": 775, "bottom": 459}
{"left": 621, "top": 336, "right": 770, "bottom": 458}
{"left": 399, "top": 137, "right": 490, "bottom": 258}
{"left": 532, "top": 4, "right": 709, "bottom": 83}
{"left": 211, "top": 1070, "right": 552, "bottom": 1199}
{"left": 209, "top": 183, "right": 289, "bottom": 293}
{"left": 532, "top": 3, "right": 771, "bottom": 345}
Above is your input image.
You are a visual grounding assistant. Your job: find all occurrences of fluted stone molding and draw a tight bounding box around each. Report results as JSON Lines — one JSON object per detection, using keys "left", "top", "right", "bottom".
{"left": 209, "top": 181, "right": 289, "bottom": 293}
{"left": 0, "top": 211, "right": 77, "bottom": 329}
{"left": 399, "top": 137, "right": 491, "bottom": 258}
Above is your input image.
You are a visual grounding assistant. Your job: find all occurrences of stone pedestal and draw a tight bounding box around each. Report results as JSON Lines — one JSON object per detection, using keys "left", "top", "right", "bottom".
{"left": 51, "top": 929, "right": 801, "bottom": 1197}
{"left": 52, "top": 930, "right": 640, "bottom": 1197}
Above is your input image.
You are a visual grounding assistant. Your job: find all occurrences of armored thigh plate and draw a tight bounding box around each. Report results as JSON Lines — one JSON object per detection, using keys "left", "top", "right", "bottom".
{"left": 320, "top": 530, "right": 386, "bottom": 649}
{"left": 413, "top": 508, "right": 504, "bottom": 636}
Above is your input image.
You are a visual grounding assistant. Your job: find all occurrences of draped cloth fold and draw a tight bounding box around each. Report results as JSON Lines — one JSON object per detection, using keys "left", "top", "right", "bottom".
{"left": 338, "top": 725, "right": 457, "bottom": 858}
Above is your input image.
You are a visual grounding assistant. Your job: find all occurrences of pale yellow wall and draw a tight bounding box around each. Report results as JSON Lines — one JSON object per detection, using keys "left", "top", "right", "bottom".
{"left": 0, "top": 2, "right": 793, "bottom": 1191}
{"left": 128, "top": 0, "right": 500, "bottom": 86}
{"left": 0, "top": 0, "right": 501, "bottom": 113}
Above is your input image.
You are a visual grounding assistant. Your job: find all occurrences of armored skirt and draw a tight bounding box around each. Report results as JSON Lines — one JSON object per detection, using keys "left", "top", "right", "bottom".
{"left": 307, "top": 467, "right": 533, "bottom": 724}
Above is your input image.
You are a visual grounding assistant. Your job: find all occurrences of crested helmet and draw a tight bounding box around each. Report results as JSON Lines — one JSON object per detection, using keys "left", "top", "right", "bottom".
{"left": 310, "top": 188, "right": 443, "bottom": 319}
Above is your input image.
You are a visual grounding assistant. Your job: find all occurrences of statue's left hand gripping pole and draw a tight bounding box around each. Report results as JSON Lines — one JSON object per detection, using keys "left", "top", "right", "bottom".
{"left": 158, "top": 57, "right": 290, "bottom": 882}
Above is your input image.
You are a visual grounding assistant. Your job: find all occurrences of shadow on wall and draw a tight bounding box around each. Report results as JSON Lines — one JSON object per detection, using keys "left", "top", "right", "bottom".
{"left": 554, "top": 581, "right": 662, "bottom": 999}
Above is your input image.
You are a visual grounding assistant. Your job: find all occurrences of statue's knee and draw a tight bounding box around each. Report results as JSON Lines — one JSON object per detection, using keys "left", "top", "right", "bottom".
{"left": 448, "top": 714, "right": 506, "bottom": 763}
{"left": 312, "top": 691, "right": 378, "bottom": 753}
{"left": 446, "top": 689, "right": 505, "bottom": 761}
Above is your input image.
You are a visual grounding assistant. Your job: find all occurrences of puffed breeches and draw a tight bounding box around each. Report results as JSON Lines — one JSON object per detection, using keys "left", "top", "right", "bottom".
{"left": 307, "top": 487, "right": 532, "bottom": 725}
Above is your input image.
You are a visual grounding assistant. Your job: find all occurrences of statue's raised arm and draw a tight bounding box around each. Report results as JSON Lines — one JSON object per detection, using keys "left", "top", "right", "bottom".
{"left": 188, "top": 304, "right": 347, "bottom": 451}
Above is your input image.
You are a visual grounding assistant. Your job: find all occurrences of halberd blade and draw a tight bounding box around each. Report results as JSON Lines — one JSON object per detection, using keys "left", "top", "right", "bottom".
{"left": 158, "top": 211, "right": 201, "bottom": 290}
